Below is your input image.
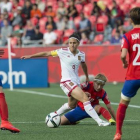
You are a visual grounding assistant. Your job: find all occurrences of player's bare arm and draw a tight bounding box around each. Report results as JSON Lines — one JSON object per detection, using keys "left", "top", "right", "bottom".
{"left": 81, "top": 62, "right": 89, "bottom": 81}
{"left": 0, "top": 49, "right": 4, "bottom": 57}
{"left": 121, "top": 48, "right": 128, "bottom": 68}
{"left": 21, "top": 51, "right": 58, "bottom": 59}
{"left": 106, "top": 104, "right": 116, "bottom": 120}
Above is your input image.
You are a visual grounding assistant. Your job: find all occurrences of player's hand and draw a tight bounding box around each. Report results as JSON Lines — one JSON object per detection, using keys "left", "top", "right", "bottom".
{"left": 86, "top": 77, "right": 90, "bottom": 82}
{"left": 21, "top": 55, "right": 31, "bottom": 59}
{"left": 85, "top": 92, "right": 91, "bottom": 97}
{"left": 123, "top": 61, "right": 128, "bottom": 68}
{"left": 0, "top": 49, "right": 4, "bottom": 57}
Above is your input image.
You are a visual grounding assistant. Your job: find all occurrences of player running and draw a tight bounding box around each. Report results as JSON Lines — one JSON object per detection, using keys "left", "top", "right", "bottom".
{"left": 60, "top": 74, "right": 116, "bottom": 125}
{"left": 0, "top": 50, "right": 20, "bottom": 133}
{"left": 21, "top": 32, "right": 110, "bottom": 126}
{"left": 114, "top": 7, "right": 140, "bottom": 140}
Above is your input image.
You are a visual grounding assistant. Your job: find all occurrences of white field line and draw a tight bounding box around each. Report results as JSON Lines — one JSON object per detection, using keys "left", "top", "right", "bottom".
{"left": 10, "top": 89, "right": 140, "bottom": 109}
{"left": 11, "top": 120, "right": 139, "bottom": 124}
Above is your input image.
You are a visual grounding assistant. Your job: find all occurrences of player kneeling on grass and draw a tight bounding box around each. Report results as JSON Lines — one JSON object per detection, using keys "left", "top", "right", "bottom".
{"left": 59, "top": 74, "right": 116, "bottom": 125}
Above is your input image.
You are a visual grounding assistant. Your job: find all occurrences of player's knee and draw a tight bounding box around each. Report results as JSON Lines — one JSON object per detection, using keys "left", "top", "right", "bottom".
{"left": 69, "top": 104, "right": 76, "bottom": 109}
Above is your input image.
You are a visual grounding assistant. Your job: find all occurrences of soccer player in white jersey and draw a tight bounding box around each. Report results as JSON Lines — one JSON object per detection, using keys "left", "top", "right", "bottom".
{"left": 21, "top": 33, "right": 110, "bottom": 126}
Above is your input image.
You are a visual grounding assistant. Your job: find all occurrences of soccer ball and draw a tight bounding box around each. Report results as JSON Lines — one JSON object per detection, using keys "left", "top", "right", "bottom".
{"left": 45, "top": 112, "right": 61, "bottom": 128}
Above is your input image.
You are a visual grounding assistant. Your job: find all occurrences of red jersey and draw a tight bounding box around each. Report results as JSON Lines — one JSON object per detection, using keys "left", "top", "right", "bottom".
{"left": 121, "top": 28, "right": 140, "bottom": 80}
{"left": 78, "top": 82, "right": 110, "bottom": 110}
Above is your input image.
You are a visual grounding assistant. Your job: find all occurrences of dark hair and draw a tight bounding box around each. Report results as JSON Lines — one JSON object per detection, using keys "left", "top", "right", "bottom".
{"left": 48, "top": 6, "right": 52, "bottom": 9}
{"left": 64, "top": 15, "right": 69, "bottom": 20}
{"left": 130, "top": 7, "right": 140, "bottom": 25}
{"left": 33, "top": 4, "right": 38, "bottom": 8}
{"left": 69, "top": 32, "right": 81, "bottom": 41}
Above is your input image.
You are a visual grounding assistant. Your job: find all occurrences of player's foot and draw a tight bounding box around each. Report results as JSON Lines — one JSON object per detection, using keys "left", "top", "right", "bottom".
{"left": 109, "top": 118, "right": 116, "bottom": 125}
{"left": 113, "top": 133, "right": 121, "bottom": 140}
{"left": 98, "top": 120, "right": 110, "bottom": 126}
{"left": 0, "top": 120, "right": 20, "bottom": 133}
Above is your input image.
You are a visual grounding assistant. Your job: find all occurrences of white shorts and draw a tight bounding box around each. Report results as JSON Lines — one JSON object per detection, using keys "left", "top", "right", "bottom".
{"left": 60, "top": 80, "right": 79, "bottom": 97}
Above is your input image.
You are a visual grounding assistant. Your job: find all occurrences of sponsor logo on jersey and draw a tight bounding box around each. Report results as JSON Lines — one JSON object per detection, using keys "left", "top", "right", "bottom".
{"left": 69, "top": 82, "right": 74, "bottom": 86}
{"left": 78, "top": 56, "right": 81, "bottom": 60}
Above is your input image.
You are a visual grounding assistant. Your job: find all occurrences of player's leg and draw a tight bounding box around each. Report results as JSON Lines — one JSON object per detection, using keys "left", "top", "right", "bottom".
{"left": 0, "top": 79, "right": 20, "bottom": 133}
{"left": 94, "top": 105, "right": 115, "bottom": 125}
{"left": 71, "top": 86, "right": 110, "bottom": 126}
{"left": 61, "top": 106, "right": 90, "bottom": 125}
{"left": 56, "top": 96, "right": 77, "bottom": 115}
{"left": 114, "top": 80, "right": 140, "bottom": 140}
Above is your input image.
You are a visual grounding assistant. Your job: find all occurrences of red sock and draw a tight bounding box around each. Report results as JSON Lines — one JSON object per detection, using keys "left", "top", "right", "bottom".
{"left": 99, "top": 107, "right": 111, "bottom": 121}
{"left": 0, "top": 93, "right": 8, "bottom": 121}
{"left": 116, "top": 103, "right": 127, "bottom": 135}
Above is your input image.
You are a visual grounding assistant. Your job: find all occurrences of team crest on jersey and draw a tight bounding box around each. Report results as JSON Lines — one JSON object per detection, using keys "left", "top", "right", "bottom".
{"left": 69, "top": 82, "right": 74, "bottom": 86}
{"left": 67, "top": 55, "right": 70, "bottom": 57}
{"left": 78, "top": 56, "right": 81, "bottom": 60}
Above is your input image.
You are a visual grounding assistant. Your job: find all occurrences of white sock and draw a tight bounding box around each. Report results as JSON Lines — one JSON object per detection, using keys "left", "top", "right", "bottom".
{"left": 84, "top": 101, "right": 102, "bottom": 124}
{"left": 56, "top": 103, "right": 71, "bottom": 115}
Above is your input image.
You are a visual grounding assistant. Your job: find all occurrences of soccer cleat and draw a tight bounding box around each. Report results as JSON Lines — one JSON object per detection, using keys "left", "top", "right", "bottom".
{"left": 109, "top": 118, "right": 116, "bottom": 125}
{"left": 0, "top": 121, "right": 20, "bottom": 133}
{"left": 113, "top": 133, "right": 122, "bottom": 140}
{"left": 98, "top": 120, "right": 110, "bottom": 126}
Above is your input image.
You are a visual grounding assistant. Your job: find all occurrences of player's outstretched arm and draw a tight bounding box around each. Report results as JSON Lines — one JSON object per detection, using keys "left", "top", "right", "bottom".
{"left": 81, "top": 62, "right": 89, "bottom": 82}
{"left": 21, "top": 51, "right": 52, "bottom": 59}
{"left": 106, "top": 104, "right": 116, "bottom": 120}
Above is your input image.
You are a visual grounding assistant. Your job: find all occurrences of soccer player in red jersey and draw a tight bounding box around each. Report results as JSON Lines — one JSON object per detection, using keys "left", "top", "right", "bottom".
{"left": 0, "top": 50, "right": 20, "bottom": 133}
{"left": 113, "top": 7, "right": 140, "bottom": 140}
{"left": 60, "top": 74, "right": 116, "bottom": 125}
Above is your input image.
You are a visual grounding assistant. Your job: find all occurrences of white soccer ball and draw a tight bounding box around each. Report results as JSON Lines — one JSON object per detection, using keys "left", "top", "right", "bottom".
{"left": 45, "top": 112, "right": 61, "bottom": 128}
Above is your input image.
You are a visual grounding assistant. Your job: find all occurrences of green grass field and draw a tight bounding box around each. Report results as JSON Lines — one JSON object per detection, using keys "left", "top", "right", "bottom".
{"left": 1, "top": 83, "right": 140, "bottom": 140}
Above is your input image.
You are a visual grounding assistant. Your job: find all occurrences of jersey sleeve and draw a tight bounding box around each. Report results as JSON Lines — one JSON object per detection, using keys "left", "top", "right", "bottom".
{"left": 102, "top": 91, "right": 110, "bottom": 105}
{"left": 121, "top": 35, "right": 129, "bottom": 50}
{"left": 81, "top": 82, "right": 90, "bottom": 90}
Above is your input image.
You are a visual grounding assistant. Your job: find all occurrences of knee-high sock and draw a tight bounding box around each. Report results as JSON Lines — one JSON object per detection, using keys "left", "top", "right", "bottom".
{"left": 56, "top": 103, "right": 71, "bottom": 115}
{"left": 0, "top": 93, "right": 8, "bottom": 121}
{"left": 84, "top": 101, "right": 102, "bottom": 124}
{"left": 116, "top": 103, "right": 127, "bottom": 135}
{"left": 99, "top": 107, "right": 111, "bottom": 121}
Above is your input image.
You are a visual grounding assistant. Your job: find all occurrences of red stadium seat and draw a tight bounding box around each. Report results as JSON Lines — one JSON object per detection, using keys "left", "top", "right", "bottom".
{"left": 54, "top": 30, "right": 64, "bottom": 44}
{"left": 64, "top": 29, "right": 74, "bottom": 37}
{"left": 39, "top": 17, "right": 47, "bottom": 28}
{"left": 97, "top": 15, "right": 108, "bottom": 25}
{"left": 75, "top": 4, "right": 83, "bottom": 14}
{"left": 30, "top": 17, "right": 39, "bottom": 26}
{"left": 89, "top": 16, "right": 97, "bottom": 28}
{"left": 116, "top": 0, "right": 124, "bottom": 5}
{"left": 96, "top": 23, "right": 105, "bottom": 32}
{"left": 131, "top": 3, "right": 140, "bottom": 9}
{"left": 120, "top": 4, "right": 130, "bottom": 14}
{"left": 103, "top": 0, "right": 112, "bottom": 6}
{"left": 83, "top": 3, "right": 93, "bottom": 17}
{"left": 124, "top": 0, "right": 136, "bottom": 4}
{"left": 74, "top": 16, "right": 81, "bottom": 29}
{"left": 93, "top": 34, "right": 104, "bottom": 43}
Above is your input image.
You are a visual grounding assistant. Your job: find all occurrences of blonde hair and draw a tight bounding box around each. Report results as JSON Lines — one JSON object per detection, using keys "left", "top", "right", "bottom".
{"left": 94, "top": 74, "right": 107, "bottom": 84}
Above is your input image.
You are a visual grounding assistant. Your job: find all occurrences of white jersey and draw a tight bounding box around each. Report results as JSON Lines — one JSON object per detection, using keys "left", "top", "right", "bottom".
{"left": 56, "top": 47, "right": 85, "bottom": 84}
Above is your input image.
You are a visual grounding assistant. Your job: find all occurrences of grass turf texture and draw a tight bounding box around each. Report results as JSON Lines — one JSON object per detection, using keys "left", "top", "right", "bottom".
{"left": 0, "top": 83, "right": 140, "bottom": 140}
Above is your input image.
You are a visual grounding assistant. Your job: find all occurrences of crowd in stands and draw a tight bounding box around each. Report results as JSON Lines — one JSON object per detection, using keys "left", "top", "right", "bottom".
{"left": 0, "top": 0, "right": 138, "bottom": 47}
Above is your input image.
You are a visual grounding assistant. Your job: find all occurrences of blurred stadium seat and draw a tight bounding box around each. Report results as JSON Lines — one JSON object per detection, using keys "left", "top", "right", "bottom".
{"left": 93, "top": 34, "right": 104, "bottom": 44}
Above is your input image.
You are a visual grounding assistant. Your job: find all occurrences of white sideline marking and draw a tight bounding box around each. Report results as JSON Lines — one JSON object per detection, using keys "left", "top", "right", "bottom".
{"left": 11, "top": 89, "right": 140, "bottom": 109}
{"left": 11, "top": 120, "right": 139, "bottom": 124}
